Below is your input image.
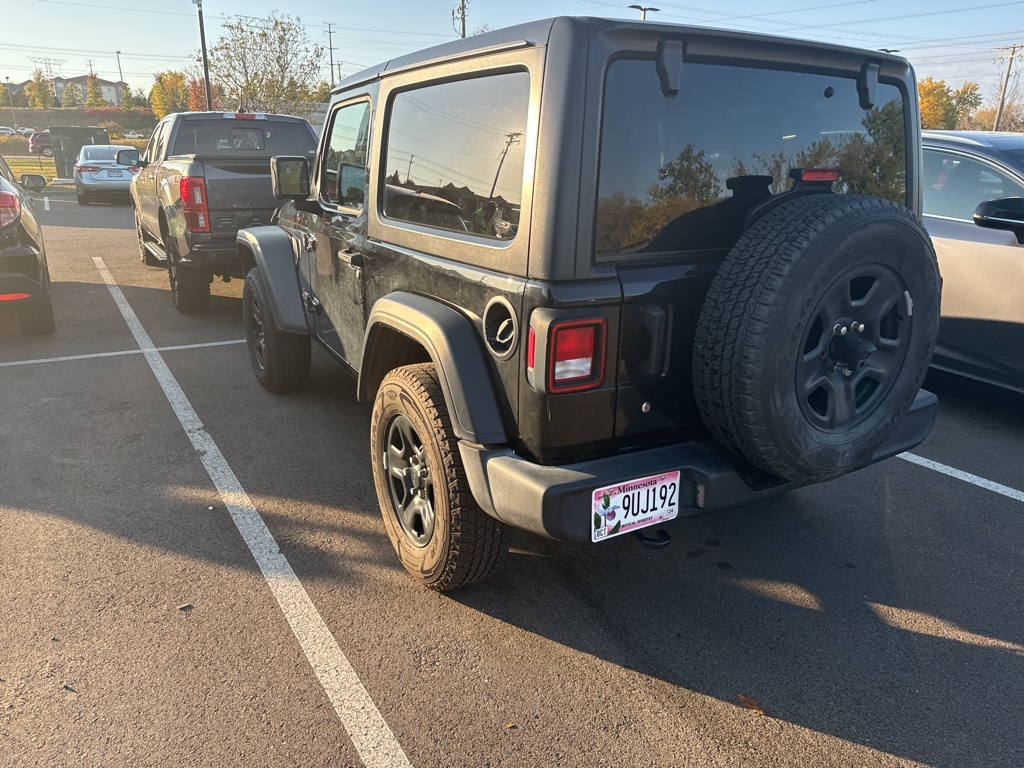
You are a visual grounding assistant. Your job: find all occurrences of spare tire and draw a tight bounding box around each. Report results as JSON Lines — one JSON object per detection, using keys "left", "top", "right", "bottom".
{"left": 693, "top": 194, "right": 940, "bottom": 483}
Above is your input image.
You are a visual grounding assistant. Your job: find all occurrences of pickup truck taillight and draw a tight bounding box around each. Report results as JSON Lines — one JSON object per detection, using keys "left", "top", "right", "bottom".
{"left": 0, "top": 191, "right": 20, "bottom": 228}
{"left": 180, "top": 176, "right": 210, "bottom": 233}
{"left": 526, "top": 314, "right": 607, "bottom": 394}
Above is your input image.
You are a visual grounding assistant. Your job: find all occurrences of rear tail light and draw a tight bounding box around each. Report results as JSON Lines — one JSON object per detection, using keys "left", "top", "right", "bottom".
{"left": 0, "top": 191, "right": 20, "bottom": 228}
{"left": 180, "top": 176, "right": 210, "bottom": 233}
{"left": 0, "top": 293, "right": 31, "bottom": 301}
{"left": 75, "top": 165, "right": 102, "bottom": 174}
{"left": 793, "top": 168, "right": 840, "bottom": 183}
{"left": 526, "top": 315, "right": 607, "bottom": 394}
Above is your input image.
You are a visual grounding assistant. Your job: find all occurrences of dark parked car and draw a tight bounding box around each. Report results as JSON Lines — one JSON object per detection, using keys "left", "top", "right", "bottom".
{"left": 28, "top": 130, "right": 53, "bottom": 158}
{"left": 0, "top": 156, "right": 54, "bottom": 334}
{"left": 238, "top": 17, "right": 941, "bottom": 590}
{"left": 922, "top": 130, "right": 1024, "bottom": 392}
{"left": 129, "top": 111, "right": 317, "bottom": 312}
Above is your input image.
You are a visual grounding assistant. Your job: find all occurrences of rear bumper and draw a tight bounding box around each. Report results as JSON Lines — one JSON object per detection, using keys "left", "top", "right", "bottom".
{"left": 0, "top": 267, "right": 45, "bottom": 303}
{"left": 178, "top": 237, "right": 245, "bottom": 277}
{"left": 460, "top": 389, "right": 938, "bottom": 542}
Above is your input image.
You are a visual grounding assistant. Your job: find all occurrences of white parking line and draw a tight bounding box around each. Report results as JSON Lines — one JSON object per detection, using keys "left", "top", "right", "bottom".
{"left": 92, "top": 257, "right": 411, "bottom": 768}
{"left": 43, "top": 196, "right": 50, "bottom": 211}
{"left": 899, "top": 452, "right": 1024, "bottom": 504}
{"left": 0, "top": 339, "right": 245, "bottom": 368}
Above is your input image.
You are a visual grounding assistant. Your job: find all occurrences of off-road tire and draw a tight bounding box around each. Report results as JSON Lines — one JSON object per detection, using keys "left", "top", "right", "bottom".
{"left": 242, "top": 267, "right": 310, "bottom": 393}
{"left": 693, "top": 194, "right": 940, "bottom": 483}
{"left": 371, "top": 363, "right": 512, "bottom": 590}
{"left": 166, "top": 237, "right": 210, "bottom": 313}
{"left": 18, "top": 291, "right": 56, "bottom": 335}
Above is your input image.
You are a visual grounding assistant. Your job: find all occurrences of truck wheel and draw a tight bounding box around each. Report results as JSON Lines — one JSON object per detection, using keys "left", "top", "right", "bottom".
{"left": 135, "top": 211, "right": 160, "bottom": 267}
{"left": 371, "top": 363, "right": 512, "bottom": 591}
{"left": 166, "top": 239, "right": 210, "bottom": 313}
{"left": 693, "top": 194, "right": 940, "bottom": 484}
{"left": 19, "top": 291, "right": 56, "bottom": 335}
{"left": 242, "top": 267, "right": 310, "bottom": 393}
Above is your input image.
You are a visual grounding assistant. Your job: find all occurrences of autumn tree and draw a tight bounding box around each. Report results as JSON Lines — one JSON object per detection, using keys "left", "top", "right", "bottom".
{"left": 208, "top": 13, "right": 324, "bottom": 112}
{"left": 918, "top": 77, "right": 982, "bottom": 129}
{"left": 25, "top": 70, "right": 54, "bottom": 109}
{"left": 149, "top": 71, "right": 189, "bottom": 119}
{"left": 61, "top": 81, "right": 81, "bottom": 107}
{"left": 83, "top": 74, "right": 107, "bottom": 108}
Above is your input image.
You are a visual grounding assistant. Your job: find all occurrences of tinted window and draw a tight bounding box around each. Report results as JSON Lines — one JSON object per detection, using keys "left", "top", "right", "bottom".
{"left": 172, "top": 120, "right": 315, "bottom": 157}
{"left": 321, "top": 101, "right": 371, "bottom": 209}
{"left": 382, "top": 71, "right": 529, "bottom": 240}
{"left": 0, "top": 156, "right": 12, "bottom": 183}
{"left": 596, "top": 60, "right": 906, "bottom": 256}
{"left": 923, "top": 149, "right": 1024, "bottom": 219}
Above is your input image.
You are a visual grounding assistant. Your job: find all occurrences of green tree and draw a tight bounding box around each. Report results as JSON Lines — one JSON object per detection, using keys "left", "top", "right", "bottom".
{"left": 25, "top": 69, "right": 54, "bottom": 109}
{"left": 83, "top": 74, "right": 107, "bottom": 108}
{"left": 61, "top": 81, "right": 81, "bottom": 108}
{"left": 149, "top": 71, "right": 189, "bottom": 119}
{"left": 120, "top": 85, "right": 136, "bottom": 110}
{"left": 307, "top": 80, "right": 332, "bottom": 103}
{"left": 208, "top": 13, "right": 324, "bottom": 112}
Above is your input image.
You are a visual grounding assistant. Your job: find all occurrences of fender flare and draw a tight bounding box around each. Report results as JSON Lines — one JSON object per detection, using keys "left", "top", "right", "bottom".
{"left": 236, "top": 226, "right": 310, "bottom": 333}
{"left": 360, "top": 292, "right": 509, "bottom": 445}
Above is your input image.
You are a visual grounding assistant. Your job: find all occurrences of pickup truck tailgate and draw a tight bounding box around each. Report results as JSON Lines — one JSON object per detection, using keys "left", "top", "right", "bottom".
{"left": 199, "top": 158, "right": 281, "bottom": 234}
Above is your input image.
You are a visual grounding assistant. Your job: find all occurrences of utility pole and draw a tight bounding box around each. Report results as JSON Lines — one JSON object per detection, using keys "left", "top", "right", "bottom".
{"left": 5, "top": 77, "right": 17, "bottom": 130}
{"left": 193, "top": 0, "right": 213, "bottom": 111}
{"left": 114, "top": 50, "right": 124, "bottom": 105}
{"left": 628, "top": 4, "right": 660, "bottom": 19}
{"left": 488, "top": 131, "right": 522, "bottom": 198}
{"left": 325, "top": 22, "right": 336, "bottom": 87}
{"left": 406, "top": 154, "right": 415, "bottom": 184}
{"left": 87, "top": 59, "right": 94, "bottom": 75}
{"left": 993, "top": 44, "right": 1023, "bottom": 131}
{"left": 452, "top": 0, "right": 468, "bottom": 38}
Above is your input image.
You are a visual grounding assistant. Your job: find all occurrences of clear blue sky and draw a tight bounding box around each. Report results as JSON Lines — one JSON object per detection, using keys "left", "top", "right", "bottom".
{"left": 2, "top": 0, "right": 1021, "bottom": 104}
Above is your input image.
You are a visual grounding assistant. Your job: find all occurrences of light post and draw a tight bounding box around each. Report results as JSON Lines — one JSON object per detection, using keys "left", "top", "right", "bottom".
{"left": 192, "top": 0, "right": 213, "bottom": 110}
{"left": 628, "top": 4, "right": 660, "bottom": 19}
{"left": 4, "top": 76, "right": 16, "bottom": 130}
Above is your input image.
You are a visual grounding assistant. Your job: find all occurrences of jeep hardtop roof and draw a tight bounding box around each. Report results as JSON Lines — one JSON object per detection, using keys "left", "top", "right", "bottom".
{"left": 333, "top": 15, "right": 908, "bottom": 94}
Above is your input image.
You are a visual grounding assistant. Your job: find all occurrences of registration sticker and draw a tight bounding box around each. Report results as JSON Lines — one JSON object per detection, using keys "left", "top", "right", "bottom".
{"left": 591, "top": 470, "right": 680, "bottom": 542}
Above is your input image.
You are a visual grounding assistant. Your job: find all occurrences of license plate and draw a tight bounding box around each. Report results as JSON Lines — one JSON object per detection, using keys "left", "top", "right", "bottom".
{"left": 107, "top": 170, "right": 123, "bottom": 177}
{"left": 591, "top": 470, "right": 680, "bottom": 542}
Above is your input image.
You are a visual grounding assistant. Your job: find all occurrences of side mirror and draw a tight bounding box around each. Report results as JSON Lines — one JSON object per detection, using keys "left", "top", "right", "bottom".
{"left": 20, "top": 174, "right": 46, "bottom": 193}
{"left": 973, "top": 197, "right": 1024, "bottom": 242}
{"left": 271, "top": 156, "right": 310, "bottom": 200}
{"left": 116, "top": 148, "right": 141, "bottom": 168}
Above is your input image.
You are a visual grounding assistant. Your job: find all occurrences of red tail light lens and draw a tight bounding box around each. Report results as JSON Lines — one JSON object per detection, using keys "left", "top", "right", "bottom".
{"left": 526, "top": 327, "right": 536, "bottom": 371}
{"left": 180, "top": 176, "right": 210, "bottom": 233}
{"left": 75, "top": 165, "right": 102, "bottom": 174}
{"left": 0, "top": 191, "right": 20, "bottom": 228}
{"left": 548, "top": 318, "right": 606, "bottom": 392}
{"left": 0, "top": 292, "right": 31, "bottom": 301}
{"left": 796, "top": 168, "right": 840, "bottom": 182}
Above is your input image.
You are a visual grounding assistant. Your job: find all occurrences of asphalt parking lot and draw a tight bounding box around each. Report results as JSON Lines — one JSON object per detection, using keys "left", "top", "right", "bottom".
{"left": 2, "top": 192, "right": 1022, "bottom": 768}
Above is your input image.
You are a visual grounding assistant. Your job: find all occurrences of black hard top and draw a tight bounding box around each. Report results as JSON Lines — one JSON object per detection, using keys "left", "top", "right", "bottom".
{"left": 334, "top": 15, "right": 907, "bottom": 94}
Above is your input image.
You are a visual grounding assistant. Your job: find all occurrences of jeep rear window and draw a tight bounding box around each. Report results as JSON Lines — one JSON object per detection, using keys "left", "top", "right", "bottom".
{"left": 382, "top": 71, "right": 529, "bottom": 240}
{"left": 595, "top": 60, "right": 906, "bottom": 257}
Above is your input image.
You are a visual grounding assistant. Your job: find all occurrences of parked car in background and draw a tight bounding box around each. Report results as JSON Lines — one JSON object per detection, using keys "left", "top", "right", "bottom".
{"left": 29, "top": 130, "right": 53, "bottom": 158}
{"left": 74, "top": 144, "right": 141, "bottom": 205}
{"left": 0, "top": 127, "right": 15, "bottom": 136}
{"left": 130, "top": 111, "right": 317, "bottom": 312}
{"left": 123, "top": 130, "right": 145, "bottom": 139}
{"left": 0, "top": 155, "right": 54, "bottom": 334}
{"left": 922, "top": 130, "right": 1024, "bottom": 393}
{"left": 16, "top": 127, "right": 34, "bottom": 136}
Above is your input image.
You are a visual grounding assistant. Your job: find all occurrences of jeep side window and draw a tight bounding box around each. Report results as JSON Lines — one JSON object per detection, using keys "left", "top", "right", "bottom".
{"left": 595, "top": 60, "right": 906, "bottom": 257}
{"left": 381, "top": 71, "right": 529, "bottom": 240}
{"left": 321, "top": 101, "right": 370, "bottom": 210}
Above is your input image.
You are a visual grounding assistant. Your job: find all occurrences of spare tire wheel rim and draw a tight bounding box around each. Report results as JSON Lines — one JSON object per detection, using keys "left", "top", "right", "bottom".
{"left": 795, "top": 264, "right": 911, "bottom": 432}
{"left": 383, "top": 413, "right": 435, "bottom": 547}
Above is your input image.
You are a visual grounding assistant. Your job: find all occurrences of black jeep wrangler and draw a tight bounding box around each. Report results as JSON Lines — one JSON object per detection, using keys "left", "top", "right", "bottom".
{"left": 237, "top": 17, "right": 941, "bottom": 590}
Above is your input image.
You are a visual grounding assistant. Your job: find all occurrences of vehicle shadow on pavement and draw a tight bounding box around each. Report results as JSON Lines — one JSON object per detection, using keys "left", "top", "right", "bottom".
{"left": 454, "top": 472, "right": 1024, "bottom": 766}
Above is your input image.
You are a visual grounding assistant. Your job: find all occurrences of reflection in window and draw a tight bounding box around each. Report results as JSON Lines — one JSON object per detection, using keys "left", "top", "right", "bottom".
{"left": 383, "top": 72, "right": 529, "bottom": 239}
{"left": 322, "top": 102, "right": 371, "bottom": 209}
{"left": 923, "top": 149, "right": 1024, "bottom": 220}
{"left": 595, "top": 60, "right": 907, "bottom": 256}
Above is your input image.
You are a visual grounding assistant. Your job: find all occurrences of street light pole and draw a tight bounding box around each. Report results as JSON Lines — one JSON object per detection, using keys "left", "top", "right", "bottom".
{"left": 5, "top": 77, "right": 17, "bottom": 130}
{"left": 114, "top": 50, "right": 124, "bottom": 105}
{"left": 628, "top": 4, "right": 660, "bottom": 19}
{"left": 193, "top": 0, "right": 213, "bottom": 111}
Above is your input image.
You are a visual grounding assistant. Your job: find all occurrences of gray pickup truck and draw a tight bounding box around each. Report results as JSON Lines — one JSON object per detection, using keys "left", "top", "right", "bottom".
{"left": 126, "top": 112, "right": 317, "bottom": 312}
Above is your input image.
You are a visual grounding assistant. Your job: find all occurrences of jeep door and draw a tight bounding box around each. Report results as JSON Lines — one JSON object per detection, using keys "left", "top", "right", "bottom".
{"left": 309, "top": 98, "right": 373, "bottom": 368}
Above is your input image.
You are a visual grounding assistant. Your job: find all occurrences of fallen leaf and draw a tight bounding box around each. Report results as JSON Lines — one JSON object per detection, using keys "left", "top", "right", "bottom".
{"left": 504, "top": 723, "right": 518, "bottom": 731}
{"left": 737, "top": 694, "right": 765, "bottom": 715}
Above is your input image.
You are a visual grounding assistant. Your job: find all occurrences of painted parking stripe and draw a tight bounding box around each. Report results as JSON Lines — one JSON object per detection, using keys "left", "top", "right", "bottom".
{"left": 43, "top": 196, "right": 50, "bottom": 211}
{"left": 0, "top": 339, "right": 245, "bottom": 368}
{"left": 92, "top": 257, "right": 411, "bottom": 768}
{"left": 899, "top": 452, "right": 1024, "bottom": 504}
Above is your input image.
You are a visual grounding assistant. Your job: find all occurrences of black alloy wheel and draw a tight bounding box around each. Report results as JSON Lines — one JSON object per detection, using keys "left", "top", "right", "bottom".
{"left": 383, "top": 413, "right": 436, "bottom": 547}
{"left": 796, "top": 265, "right": 911, "bottom": 431}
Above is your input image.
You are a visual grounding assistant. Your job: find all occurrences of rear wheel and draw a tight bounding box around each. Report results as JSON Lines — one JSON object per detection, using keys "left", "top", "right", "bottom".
{"left": 19, "top": 285, "right": 55, "bottom": 335}
{"left": 242, "top": 267, "right": 310, "bottom": 393}
{"left": 76, "top": 188, "right": 89, "bottom": 206}
{"left": 371, "top": 363, "right": 512, "bottom": 590}
{"left": 166, "top": 237, "right": 210, "bottom": 313}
